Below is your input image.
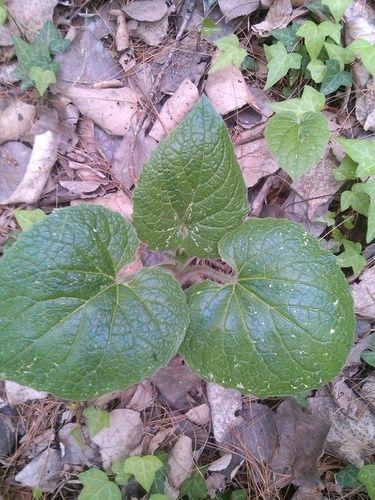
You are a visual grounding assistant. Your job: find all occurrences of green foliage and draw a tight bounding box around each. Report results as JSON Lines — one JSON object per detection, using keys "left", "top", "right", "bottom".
{"left": 78, "top": 468, "right": 121, "bottom": 500}
{"left": 13, "top": 20, "right": 70, "bottom": 95}
{"left": 271, "top": 22, "right": 301, "bottom": 52}
{"left": 336, "top": 239, "right": 366, "bottom": 274}
{"left": 324, "top": 42, "right": 355, "bottom": 69}
{"left": 263, "top": 41, "right": 302, "bottom": 90}
{"left": 180, "top": 469, "right": 207, "bottom": 499}
{"left": 270, "top": 85, "right": 325, "bottom": 116}
{"left": 320, "top": 59, "right": 352, "bottom": 94}
{"left": 111, "top": 461, "right": 131, "bottom": 486}
{"left": 336, "top": 137, "right": 375, "bottom": 177}
{"left": 83, "top": 407, "right": 110, "bottom": 438}
{"left": 358, "top": 465, "right": 375, "bottom": 499}
{"left": 123, "top": 455, "right": 163, "bottom": 492}
{"left": 180, "top": 219, "right": 355, "bottom": 397}
{"left": 133, "top": 96, "right": 247, "bottom": 258}
{"left": 0, "top": 0, "right": 7, "bottom": 25}
{"left": 336, "top": 464, "right": 361, "bottom": 488}
{"left": 201, "top": 18, "right": 219, "bottom": 38}
{"left": 14, "top": 209, "right": 46, "bottom": 231}
{"left": 307, "top": 59, "right": 326, "bottom": 82}
{"left": 333, "top": 155, "right": 358, "bottom": 181}
{"left": 349, "top": 39, "right": 375, "bottom": 77}
{"left": 296, "top": 20, "right": 341, "bottom": 60}
{"left": 361, "top": 335, "right": 375, "bottom": 367}
{"left": 321, "top": 0, "right": 352, "bottom": 22}
{"left": 209, "top": 34, "right": 247, "bottom": 73}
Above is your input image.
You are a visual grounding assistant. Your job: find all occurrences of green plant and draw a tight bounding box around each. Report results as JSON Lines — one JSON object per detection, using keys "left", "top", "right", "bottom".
{"left": 0, "top": 0, "right": 7, "bottom": 25}
{"left": 13, "top": 20, "right": 70, "bottom": 95}
{"left": 0, "top": 97, "right": 355, "bottom": 400}
{"left": 337, "top": 463, "right": 375, "bottom": 499}
{"left": 209, "top": 34, "right": 247, "bottom": 74}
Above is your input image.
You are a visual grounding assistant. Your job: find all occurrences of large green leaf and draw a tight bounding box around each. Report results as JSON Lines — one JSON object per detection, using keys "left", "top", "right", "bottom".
{"left": 0, "top": 205, "right": 189, "bottom": 400}
{"left": 180, "top": 219, "right": 354, "bottom": 397}
{"left": 265, "top": 111, "right": 329, "bottom": 180}
{"left": 133, "top": 96, "right": 247, "bottom": 258}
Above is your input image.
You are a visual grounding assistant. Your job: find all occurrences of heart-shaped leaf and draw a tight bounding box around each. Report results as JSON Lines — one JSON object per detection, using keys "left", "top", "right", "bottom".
{"left": 0, "top": 205, "right": 189, "bottom": 400}
{"left": 79, "top": 468, "right": 121, "bottom": 500}
{"left": 265, "top": 111, "right": 329, "bottom": 180}
{"left": 180, "top": 219, "right": 354, "bottom": 397}
{"left": 133, "top": 96, "right": 247, "bottom": 258}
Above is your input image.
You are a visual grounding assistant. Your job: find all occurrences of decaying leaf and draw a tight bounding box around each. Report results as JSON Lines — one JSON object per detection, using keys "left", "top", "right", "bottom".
{"left": 71, "top": 191, "right": 133, "bottom": 221}
{"left": 355, "top": 79, "right": 375, "bottom": 131}
{"left": 205, "top": 66, "right": 250, "bottom": 115}
{"left": 6, "top": 0, "right": 58, "bottom": 40}
{"left": 58, "top": 423, "right": 100, "bottom": 467}
{"left": 15, "top": 448, "right": 63, "bottom": 492}
{"left": 0, "top": 100, "right": 35, "bottom": 144}
{"left": 207, "top": 383, "right": 243, "bottom": 444}
{"left": 218, "top": 0, "right": 259, "bottom": 22}
{"left": 185, "top": 404, "right": 210, "bottom": 426}
{"left": 252, "top": 0, "right": 294, "bottom": 36}
{"left": 351, "top": 267, "right": 375, "bottom": 319}
{"left": 5, "top": 381, "right": 48, "bottom": 405}
{"left": 122, "top": 0, "right": 168, "bottom": 22}
{"left": 235, "top": 137, "right": 279, "bottom": 186}
{"left": 132, "top": 16, "right": 169, "bottom": 46}
{"left": 127, "top": 380, "right": 154, "bottom": 411}
{"left": 168, "top": 435, "right": 194, "bottom": 488}
{"left": 0, "top": 131, "right": 57, "bottom": 205}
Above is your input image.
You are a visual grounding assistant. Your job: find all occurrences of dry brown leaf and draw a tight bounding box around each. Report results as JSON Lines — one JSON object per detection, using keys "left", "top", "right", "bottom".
{"left": 292, "top": 486, "right": 323, "bottom": 500}
{"left": 235, "top": 138, "right": 279, "bottom": 187}
{"left": 0, "top": 63, "right": 19, "bottom": 85}
{"left": 149, "top": 79, "right": 199, "bottom": 141}
{"left": 127, "top": 380, "right": 154, "bottom": 411}
{"left": 0, "top": 131, "right": 57, "bottom": 205}
{"left": 92, "top": 409, "right": 143, "bottom": 469}
{"left": 252, "top": 0, "right": 293, "bottom": 35}
{"left": 207, "top": 383, "right": 243, "bottom": 444}
{"left": 59, "top": 180, "right": 102, "bottom": 195}
{"left": 15, "top": 448, "right": 63, "bottom": 492}
{"left": 5, "top": 381, "right": 48, "bottom": 405}
{"left": 351, "top": 267, "right": 375, "bottom": 319}
{"left": 122, "top": 0, "right": 168, "bottom": 22}
{"left": 218, "top": 0, "right": 259, "bottom": 21}
{"left": 62, "top": 86, "right": 139, "bottom": 136}
{"left": 205, "top": 66, "right": 250, "bottom": 115}
{"left": 168, "top": 435, "right": 194, "bottom": 488}
{"left": 0, "top": 101, "right": 35, "bottom": 144}
{"left": 185, "top": 404, "right": 210, "bottom": 426}
{"left": 71, "top": 191, "right": 133, "bottom": 221}
{"left": 58, "top": 423, "right": 100, "bottom": 467}
{"left": 0, "top": 25, "right": 12, "bottom": 46}
{"left": 132, "top": 17, "right": 169, "bottom": 46}
{"left": 355, "top": 79, "right": 375, "bottom": 131}
{"left": 6, "top": 0, "right": 58, "bottom": 40}
{"left": 148, "top": 427, "right": 174, "bottom": 454}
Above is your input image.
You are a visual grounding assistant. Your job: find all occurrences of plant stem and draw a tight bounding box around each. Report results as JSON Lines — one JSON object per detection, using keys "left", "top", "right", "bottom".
{"left": 181, "top": 265, "right": 235, "bottom": 285}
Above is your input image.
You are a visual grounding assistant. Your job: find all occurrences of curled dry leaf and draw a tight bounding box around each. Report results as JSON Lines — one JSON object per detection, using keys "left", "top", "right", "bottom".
{"left": 207, "top": 383, "right": 243, "bottom": 444}
{"left": 252, "top": 0, "right": 293, "bottom": 35}
{"left": 185, "top": 403, "right": 211, "bottom": 426}
{"left": 92, "top": 409, "right": 143, "bottom": 470}
{"left": 6, "top": 0, "right": 58, "bottom": 40}
{"left": 127, "top": 380, "right": 154, "bottom": 411}
{"left": 15, "top": 448, "right": 63, "bottom": 492}
{"left": 218, "top": 0, "right": 259, "bottom": 22}
{"left": 0, "top": 101, "right": 36, "bottom": 144}
{"left": 351, "top": 267, "right": 375, "bottom": 319}
{"left": 62, "top": 86, "right": 139, "bottom": 136}
{"left": 168, "top": 435, "right": 194, "bottom": 488}
{"left": 5, "top": 381, "right": 48, "bottom": 405}
{"left": 122, "top": 0, "right": 168, "bottom": 22}
{"left": 149, "top": 79, "right": 200, "bottom": 141}
{"left": 235, "top": 137, "right": 279, "bottom": 187}
{"left": 205, "top": 66, "right": 251, "bottom": 115}
{"left": 71, "top": 191, "right": 133, "bottom": 221}
{"left": 0, "top": 131, "right": 57, "bottom": 205}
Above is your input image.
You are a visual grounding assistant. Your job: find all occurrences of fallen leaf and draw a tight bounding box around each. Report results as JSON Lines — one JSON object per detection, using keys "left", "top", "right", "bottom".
{"left": 15, "top": 448, "right": 63, "bottom": 492}
{"left": 185, "top": 404, "right": 210, "bottom": 426}
{"left": 149, "top": 79, "right": 199, "bottom": 141}
{"left": 71, "top": 191, "right": 133, "bottom": 221}
{"left": 62, "top": 86, "right": 139, "bottom": 136}
{"left": 207, "top": 383, "right": 243, "bottom": 444}
{"left": 0, "top": 131, "right": 57, "bottom": 205}
{"left": 0, "top": 24, "right": 12, "bottom": 46}
{"left": 0, "top": 402, "right": 17, "bottom": 459}
{"left": 218, "top": 0, "right": 259, "bottom": 21}
{"left": 355, "top": 78, "right": 375, "bottom": 131}
{"left": 351, "top": 267, "right": 375, "bottom": 319}
{"left": 206, "top": 472, "right": 226, "bottom": 497}
{"left": 127, "top": 380, "right": 154, "bottom": 411}
{"left": 252, "top": 0, "right": 293, "bottom": 36}
{"left": 58, "top": 423, "right": 100, "bottom": 467}
{"left": 132, "top": 16, "right": 169, "bottom": 46}
{"left": 5, "top": 381, "right": 48, "bottom": 405}
{"left": 168, "top": 435, "right": 194, "bottom": 488}
{"left": 235, "top": 137, "right": 279, "bottom": 187}
{"left": 6, "top": 0, "right": 58, "bottom": 40}
{"left": 122, "top": 0, "right": 168, "bottom": 22}
{"left": 0, "top": 100, "right": 36, "bottom": 144}
{"left": 0, "top": 63, "right": 19, "bottom": 85}
{"left": 148, "top": 427, "right": 174, "bottom": 454}
{"left": 59, "top": 180, "right": 101, "bottom": 196}
{"left": 361, "top": 375, "right": 375, "bottom": 406}
{"left": 292, "top": 486, "right": 323, "bottom": 500}
{"left": 92, "top": 409, "right": 143, "bottom": 470}
{"left": 205, "top": 66, "right": 250, "bottom": 115}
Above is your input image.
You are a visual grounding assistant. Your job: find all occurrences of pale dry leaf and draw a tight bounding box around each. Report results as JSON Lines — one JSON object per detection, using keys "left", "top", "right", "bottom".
{"left": 21, "top": 429, "right": 55, "bottom": 460}
{"left": 62, "top": 86, "right": 139, "bottom": 136}
{"left": 292, "top": 486, "right": 323, "bottom": 500}
{"left": 0, "top": 25, "right": 12, "bottom": 46}
{"left": 122, "top": 0, "right": 168, "bottom": 22}
{"left": 15, "top": 448, "right": 63, "bottom": 492}
{"left": 6, "top": 0, "right": 58, "bottom": 40}
{"left": 148, "top": 427, "right": 174, "bottom": 454}
{"left": 58, "top": 423, "right": 100, "bottom": 467}
{"left": 252, "top": 0, "right": 293, "bottom": 35}
{"left": 149, "top": 79, "right": 199, "bottom": 141}
{"left": 207, "top": 383, "right": 243, "bottom": 444}
{"left": 205, "top": 66, "right": 250, "bottom": 115}
{"left": 59, "top": 180, "right": 102, "bottom": 195}
{"left": 355, "top": 79, "right": 375, "bottom": 131}
{"left": 345, "top": 0, "right": 375, "bottom": 45}
{"left": 361, "top": 375, "right": 375, "bottom": 406}
{"left": 115, "top": 12, "right": 129, "bottom": 51}
{"left": 218, "top": 0, "right": 259, "bottom": 22}
{"left": 0, "top": 101, "right": 36, "bottom": 144}
{"left": 133, "top": 16, "right": 169, "bottom": 46}
{"left": 92, "top": 409, "right": 143, "bottom": 470}
{"left": 208, "top": 453, "right": 233, "bottom": 472}
{"left": 5, "top": 381, "right": 48, "bottom": 405}
{"left": 0, "top": 63, "right": 19, "bottom": 85}
{"left": 235, "top": 137, "right": 279, "bottom": 187}
{"left": 185, "top": 404, "right": 210, "bottom": 426}
{"left": 127, "top": 380, "right": 154, "bottom": 411}
{"left": 0, "top": 131, "right": 57, "bottom": 205}
{"left": 351, "top": 267, "right": 375, "bottom": 319}
{"left": 206, "top": 472, "right": 226, "bottom": 497}
{"left": 168, "top": 435, "right": 194, "bottom": 488}
{"left": 71, "top": 191, "right": 133, "bottom": 221}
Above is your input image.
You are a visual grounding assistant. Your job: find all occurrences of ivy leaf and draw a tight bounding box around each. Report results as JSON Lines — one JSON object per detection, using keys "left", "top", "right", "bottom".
{"left": 83, "top": 407, "right": 110, "bottom": 438}
{"left": 307, "top": 59, "right": 326, "bottom": 82}
{"left": 306, "top": 0, "right": 332, "bottom": 20}
{"left": 0, "top": 0, "right": 7, "bottom": 25}
{"left": 336, "top": 137, "right": 375, "bottom": 177}
{"left": 321, "top": 0, "right": 352, "bottom": 22}
{"left": 349, "top": 39, "right": 375, "bottom": 77}
{"left": 180, "top": 219, "right": 355, "bottom": 397}
{"left": 0, "top": 205, "right": 189, "bottom": 400}
{"left": 201, "top": 18, "right": 219, "bottom": 38}
{"left": 265, "top": 111, "right": 329, "bottom": 180}
{"left": 271, "top": 85, "right": 325, "bottom": 116}
{"left": 264, "top": 41, "right": 302, "bottom": 90}
{"left": 320, "top": 59, "right": 352, "bottom": 95}
{"left": 149, "top": 496, "right": 170, "bottom": 500}
{"left": 336, "top": 464, "right": 362, "bottom": 488}
{"left": 14, "top": 209, "right": 46, "bottom": 231}
{"left": 35, "top": 20, "right": 70, "bottom": 55}
{"left": 340, "top": 183, "right": 369, "bottom": 217}
{"left": 180, "top": 470, "right": 207, "bottom": 500}
{"left": 324, "top": 42, "right": 355, "bottom": 70}
{"left": 333, "top": 155, "right": 358, "bottom": 181}
{"left": 29, "top": 66, "right": 56, "bottom": 95}
{"left": 297, "top": 20, "right": 341, "bottom": 60}
{"left": 209, "top": 34, "right": 247, "bottom": 73}
{"left": 111, "top": 461, "right": 131, "bottom": 486}
{"left": 361, "top": 179, "right": 375, "bottom": 243}
{"left": 358, "top": 464, "right": 375, "bottom": 499}
{"left": 133, "top": 96, "right": 247, "bottom": 258}
{"left": 78, "top": 468, "right": 121, "bottom": 500}
{"left": 336, "top": 239, "right": 366, "bottom": 274}
{"left": 271, "top": 22, "right": 301, "bottom": 52}
{"left": 123, "top": 455, "right": 163, "bottom": 492}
